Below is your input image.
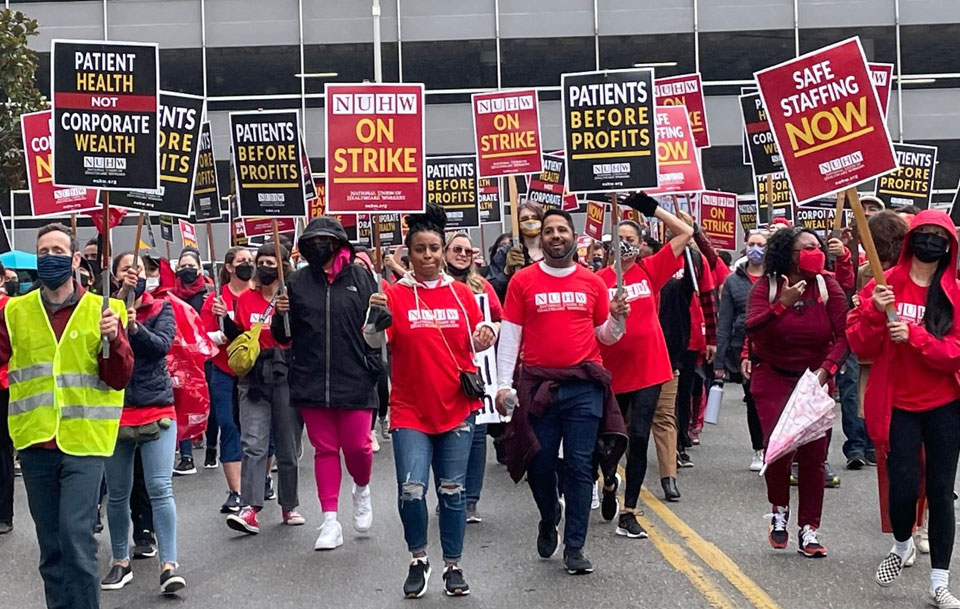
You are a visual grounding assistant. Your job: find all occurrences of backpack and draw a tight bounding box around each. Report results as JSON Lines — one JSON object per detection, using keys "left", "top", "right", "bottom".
{"left": 767, "top": 274, "right": 828, "bottom": 305}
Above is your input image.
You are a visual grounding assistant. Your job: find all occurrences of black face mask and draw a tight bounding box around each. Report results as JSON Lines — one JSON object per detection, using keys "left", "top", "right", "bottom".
{"left": 234, "top": 263, "right": 254, "bottom": 282}
{"left": 257, "top": 266, "right": 278, "bottom": 286}
{"left": 447, "top": 262, "right": 471, "bottom": 279}
{"left": 910, "top": 232, "right": 950, "bottom": 263}
{"left": 4, "top": 280, "right": 18, "bottom": 297}
{"left": 133, "top": 277, "right": 146, "bottom": 299}
{"left": 177, "top": 267, "right": 199, "bottom": 285}
{"left": 300, "top": 240, "right": 336, "bottom": 267}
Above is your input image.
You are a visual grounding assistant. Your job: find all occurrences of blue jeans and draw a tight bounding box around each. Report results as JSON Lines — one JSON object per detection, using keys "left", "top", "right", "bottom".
{"left": 210, "top": 366, "right": 242, "bottom": 463}
{"left": 393, "top": 414, "right": 474, "bottom": 563}
{"left": 465, "top": 423, "right": 487, "bottom": 506}
{"left": 527, "top": 380, "right": 603, "bottom": 551}
{"left": 19, "top": 448, "right": 104, "bottom": 609}
{"left": 836, "top": 354, "right": 873, "bottom": 459}
{"left": 104, "top": 422, "right": 178, "bottom": 565}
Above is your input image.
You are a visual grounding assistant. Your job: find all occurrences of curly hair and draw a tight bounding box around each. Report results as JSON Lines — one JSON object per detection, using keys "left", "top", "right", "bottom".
{"left": 763, "top": 226, "right": 825, "bottom": 277}
{"left": 867, "top": 210, "right": 908, "bottom": 268}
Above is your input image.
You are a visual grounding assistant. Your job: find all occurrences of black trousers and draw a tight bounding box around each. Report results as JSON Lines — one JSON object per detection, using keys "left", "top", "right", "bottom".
{"left": 609, "top": 385, "right": 662, "bottom": 510}
{"left": 130, "top": 446, "right": 154, "bottom": 542}
{"left": 0, "top": 388, "right": 13, "bottom": 524}
{"left": 675, "top": 349, "right": 704, "bottom": 448}
{"left": 888, "top": 401, "right": 960, "bottom": 570}
{"left": 744, "top": 381, "right": 765, "bottom": 451}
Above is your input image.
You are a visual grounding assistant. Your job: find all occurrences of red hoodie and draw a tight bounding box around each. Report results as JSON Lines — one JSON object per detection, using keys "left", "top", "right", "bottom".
{"left": 847, "top": 209, "right": 960, "bottom": 450}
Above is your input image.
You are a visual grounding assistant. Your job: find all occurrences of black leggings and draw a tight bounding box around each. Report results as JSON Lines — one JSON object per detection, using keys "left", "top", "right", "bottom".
{"left": 608, "top": 385, "right": 662, "bottom": 510}
{"left": 744, "top": 381, "right": 764, "bottom": 451}
{"left": 888, "top": 401, "right": 960, "bottom": 570}
{"left": 676, "top": 349, "right": 703, "bottom": 448}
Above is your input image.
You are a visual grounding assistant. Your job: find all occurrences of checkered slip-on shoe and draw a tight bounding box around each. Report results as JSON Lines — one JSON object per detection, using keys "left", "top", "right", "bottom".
{"left": 875, "top": 551, "right": 909, "bottom": 587}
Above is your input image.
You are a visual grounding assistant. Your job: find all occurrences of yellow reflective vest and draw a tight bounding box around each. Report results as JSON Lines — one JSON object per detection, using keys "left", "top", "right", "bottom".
{"left": 5, "top": 290, "right": 127, "bottom": 456}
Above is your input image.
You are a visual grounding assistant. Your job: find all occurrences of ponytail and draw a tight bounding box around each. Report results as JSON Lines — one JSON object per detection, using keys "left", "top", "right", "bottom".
{"left": 220, "top": 247, "right": 240, "bottom": 286}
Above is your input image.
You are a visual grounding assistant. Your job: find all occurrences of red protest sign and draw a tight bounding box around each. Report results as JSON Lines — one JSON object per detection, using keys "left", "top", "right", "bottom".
{"left": 21, "top": 110, "right": 99, "bottom": 218}
{"left": 697, "top": 191, "right": 738, "bottom": 250}
{"left": 869, "top": 63, "right": 894, "bottom": 118}
{"left": 472, "top": 89, "right": 542, "bottom": 178}
{"left": 242, "top": 217, "right": 296, "bottom": 238}
{"left": 647, "top": 106, "right": 703, "bottom": 195}
{"left": 179, "top": 220, "right": 198, "bottom": 249}
{"left": 654, "top": 73, "right": 710, "bottom": 148}
{"left": 308, "top": 175, "right": 326, "bottom": 219}
{"left": 755, "top": 38, "right": 897, "bottom": 205}
{"left": 325, "top": 83, "right": 425, "bottom": 214}
{"left": 584, "top": 201, "right": 606, "bottom": 240}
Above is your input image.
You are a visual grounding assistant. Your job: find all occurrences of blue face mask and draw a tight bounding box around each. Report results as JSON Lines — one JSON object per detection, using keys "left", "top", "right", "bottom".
{"left": 37, "top": 254, "right": 74, "bottom": 290}
{"left": 746, "top": 245, "right": 765, "bottom": 265}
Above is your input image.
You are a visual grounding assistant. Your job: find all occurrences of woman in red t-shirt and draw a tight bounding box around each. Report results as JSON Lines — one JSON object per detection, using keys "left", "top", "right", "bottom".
{"left": 848, "top": 210, "right": 960, "bottom": 603}
{"left": 224, "top": 243, "right": 304, "bottom": 535}
{"left": 365, "top": 206, "right": 496, "bottom": 599}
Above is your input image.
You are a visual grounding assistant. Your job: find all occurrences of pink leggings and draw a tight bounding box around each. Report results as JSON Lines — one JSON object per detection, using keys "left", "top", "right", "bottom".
{"left": 300, "top": 408, "right": 374, "bottom": 513}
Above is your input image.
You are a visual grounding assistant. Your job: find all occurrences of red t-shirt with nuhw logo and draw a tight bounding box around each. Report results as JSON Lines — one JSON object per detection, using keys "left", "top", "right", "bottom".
{"left": 502, "top": 263, "right": 609, "bottom": 368}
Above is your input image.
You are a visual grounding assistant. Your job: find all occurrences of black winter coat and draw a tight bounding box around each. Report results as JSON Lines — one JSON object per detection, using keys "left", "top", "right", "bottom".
{"left": 716, "top": 262, "right": 756, "bottom": 375}
{"left": 126, "top": 298, "right": 175, "bottom": 407}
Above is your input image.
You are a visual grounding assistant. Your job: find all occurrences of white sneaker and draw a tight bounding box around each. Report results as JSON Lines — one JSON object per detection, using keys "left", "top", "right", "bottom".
{"left": 353, "top": 484, "right": 373, "bottom": 532}
{"left": 750, "top": 450, "right": 764, "bottom": 472}
{"left": 313, "top": 519, "right": 343, "bottom": 551}
{"left": 916, "top": 517, "right": 931, "bottom": 554}
{"left": 591, "top": 481, "right": 601, "bottom": 510}
{"left": 371, "top": 431, "right": 381, "bottom": 454}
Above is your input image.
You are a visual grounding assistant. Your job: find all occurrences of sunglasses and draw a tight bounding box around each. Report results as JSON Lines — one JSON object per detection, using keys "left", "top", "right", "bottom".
{"left": 449, "top": 245, "right": 472, "bottom": 255}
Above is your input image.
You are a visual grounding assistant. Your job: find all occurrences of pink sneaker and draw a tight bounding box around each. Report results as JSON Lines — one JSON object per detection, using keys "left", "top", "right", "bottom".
{"left": 283, "top": 509, "right": 305, "bottom": 526}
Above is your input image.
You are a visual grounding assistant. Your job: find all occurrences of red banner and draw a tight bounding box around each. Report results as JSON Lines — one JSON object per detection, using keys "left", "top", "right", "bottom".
{"left": 179, "top": 220, "right": 198, "bottom": 249}
{"left": 584, "top": 201, "right": 606, "bottom": 240}
{"left": 309, "top": 175, "right": 326, "bottom": 219}
{"left": 242, "top": 217, "right": 296, "bottom": 238}
{"left": 21, "top": 110, "right": 100, "bottom": 218}
{"left": 472, "top": 89, "right": 543, "bottom": 177}
{"left": 755, "top": 38, "right": 897, "bottom": 205}
{"left": 325, "top": 83, "right": 425, "bottom": 213}
{"left": 654, "top": 73, "right": 710, "bottom": 148}
{"left": 647, "top": 106, "right": 703, "bottom": 195}
{"left": 868, "top": 62, "right": 894, "bottom": 119}
{"left": 697, "top": 191, "right": 738, "bottom": 250}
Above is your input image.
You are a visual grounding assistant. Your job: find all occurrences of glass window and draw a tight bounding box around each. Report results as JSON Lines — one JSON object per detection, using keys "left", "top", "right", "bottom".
{"left": 34, "top": 51, "right": 51, "bottom": 99}
{"left": 901, "top": 24, "right": 960, "bottom": 75}
{"left": 699, "top": 30, "right": 794, "bottom": 81}
{"left": 701, "top": 146, "right": 755, "bottom": 196}
{"left": 502, "top": 36, "right": 594, "bottom": 88}
{"left": 598, "top": 34, "right": 696, "bottom": 78}
{"left": 799, "top": 27, "right": 897, "bottom": 64}
{"left": 206, "top": 45, "right": 300, "bottom": 97}
{"left": 302, "top": 42, "right": 399, "bottom": 97}
{"left": 402, "top": 39, "right": 497, "bottom": 90}
{"left": 160, "top": 48, "right": 203, "bottom": 96}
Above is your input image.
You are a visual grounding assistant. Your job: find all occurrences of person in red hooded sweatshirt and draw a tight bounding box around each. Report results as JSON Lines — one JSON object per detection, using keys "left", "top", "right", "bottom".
{"left": 847, "top": 210, "right": 960, "bottom": 609}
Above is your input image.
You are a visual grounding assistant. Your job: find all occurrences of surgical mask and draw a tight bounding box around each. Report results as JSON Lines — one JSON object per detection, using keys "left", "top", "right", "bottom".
{"left": 257, "top": 266, "right": 278, "bottom": 286}
{"left": 37, "top": 254, "right": 74, "bottom": 290}
{"left": 520, "top": 220, "right": 541, "bottom": 238}
{"left": 300, "top": 240, "right": 336, "bottom": 267}
{"left": 177, "top": 267, "right": 199, "bottom": 284}
{"left": 619, "top": 240, "right": 639, "bottom": 259}
{"left": 145, "top": 277, "right": 160, "bottom": 293}
{"left": 447, "top": 261, "right": 470, "bottom": 279}
{"left": 746, "top": 245, "right": 766, "bottom": 265}
{"left": 133, "top": 277, "right": 146, "bottom": 299}
{"left": 543, "top": 240, "right": 576, "bottom": 265}
{"left": 910, "top": 232, "right": 949, "bottom": 263}
{"left": 797, "top": 248, "right": 825, "bottom": 276}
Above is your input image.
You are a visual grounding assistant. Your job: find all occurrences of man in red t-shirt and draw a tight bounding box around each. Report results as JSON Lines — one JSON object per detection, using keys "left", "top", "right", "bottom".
{"left": 495, "top": 209, "right": 629, "bottom": 575}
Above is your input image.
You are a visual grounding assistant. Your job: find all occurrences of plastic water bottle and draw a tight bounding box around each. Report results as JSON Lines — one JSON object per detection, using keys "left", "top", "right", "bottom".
{"left": 503, "top": 389, "right": 518, "bottom": 421}
{"left": 704, "top": 379, "right": 724, "bottom": 425}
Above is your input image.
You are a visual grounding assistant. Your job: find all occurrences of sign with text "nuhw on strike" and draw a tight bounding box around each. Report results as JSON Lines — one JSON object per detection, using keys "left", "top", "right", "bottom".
{"left": 472, "top": 89, "right": 543, "bottom": 178}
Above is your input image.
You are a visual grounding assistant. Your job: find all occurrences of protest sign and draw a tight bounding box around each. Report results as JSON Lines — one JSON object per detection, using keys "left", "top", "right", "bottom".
{"left": 241, "top": 217, "right": 296, "bottom": 238}
{"left": 114, "top": 92, "right": 204, "bottom": 217}
{"left": 795, "top": 205, "right": 841, "bottom": 232}
{"left": 869, "top": 63, "right": 894, "bottom": 118}
{"left": 478, "top": 177, "right": 502, "bottom": 224}
{"left": 329, "top": 213, "right": 358, "bottom": 243}
{"left": 179, "top": 219, "right": 198, "bottom": 249}
{"left": 355, "top": 214, "right": 373, "bottom": 247}
{"left": 192, "top": 121, "right": 222, "bottom": 222}
{"left": 474, "top": 290, "right": 502, "bottom": 425}
{"left": 21, "top": 110, "right": 100, "bottom": 217}
{"left": 755, "top": 172, "right": 795, "bottom": 225}
{"left": 301, "top": 134, "right": 316, "bottom": 202}
{"left": 426, "top": 156, "right": 479, "bottom": 229}
{"left": 308, "top": 175, "right": 326, "bottom": 219}
{"left": 159, "top": 215, "right": 174, "bottom": 242}
{"left": 376, "top": 214, "right": 404, "bottom": 247}
{"left": 740, "top": 92, "right": 782, "bottom": 176}
{"left": 325, "top": 83, "right": 425, "bottom": 214}
{"left": 51, "top": 39, "right": 160, "bottom": 190}
{"left": 741, "top": 86, "right": 757, "bottom": 165}
{"left": 562, "top": 68, "right": 658, "bottom": 193}
{"left": 647, "top": 106, "right": 703, "bottom": 195}
{"left": 755, "top": 37, "right": 898, "bottom": 204}
{"left": 655, "top": 73, "right": 710, "bottom": 148}
{"left": 584, "top": 201, "right": 606, "bottom": 241}
{"left": 697, "top": 191, "right": 737, "bottom": 250}
{"left": 874, "top": 143, "right": 937, "bottom": 210}
{"left": 472, "top": 89, "right": 542, "bottom": 177}
{"left": 738, "top": 198, "right": 758, "bottom": 233}
{"left": 527, "top": 154, "right": 577, "bottom": 210}
{"left": 230, "top": 109, "right": 306, "bottom": 218}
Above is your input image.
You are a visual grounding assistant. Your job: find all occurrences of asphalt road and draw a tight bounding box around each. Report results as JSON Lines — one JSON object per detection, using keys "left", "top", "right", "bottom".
{"left": 0, "top": 385, "right": 951, "bottom": 609}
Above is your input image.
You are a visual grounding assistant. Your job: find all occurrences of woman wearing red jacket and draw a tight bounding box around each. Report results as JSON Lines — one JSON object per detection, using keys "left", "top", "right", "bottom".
{"left": 847, "top": 210, "right": 960, "bottom": 608}
{"left": 745, "top": 227, "right": 848, "bottom": 559}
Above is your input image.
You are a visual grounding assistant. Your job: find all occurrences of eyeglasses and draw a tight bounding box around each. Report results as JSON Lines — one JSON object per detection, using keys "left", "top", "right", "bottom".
{"left": 449, "top": 245, "right": 471, "bottom": 255}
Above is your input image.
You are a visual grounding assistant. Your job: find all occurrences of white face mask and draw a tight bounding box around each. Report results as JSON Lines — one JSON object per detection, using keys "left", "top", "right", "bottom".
{"left": 145, "top": 277, "right": 160, "bottom": 293}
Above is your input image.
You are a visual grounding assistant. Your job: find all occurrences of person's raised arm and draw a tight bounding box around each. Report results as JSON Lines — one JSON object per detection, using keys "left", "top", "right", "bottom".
{"left": 620, "top": 191, "right": 693, "bottom": 258}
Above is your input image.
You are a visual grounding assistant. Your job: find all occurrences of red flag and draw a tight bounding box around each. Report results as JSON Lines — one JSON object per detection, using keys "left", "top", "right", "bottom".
{"left": 83, "top": 208, "right": 128, "bottom": 234}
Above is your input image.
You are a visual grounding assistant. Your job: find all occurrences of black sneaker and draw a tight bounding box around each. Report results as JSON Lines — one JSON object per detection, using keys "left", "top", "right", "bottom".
{"left": 824, "top": 463, "right": 840, "bottom": 488}
{"left": 465, "top": 503, "right": 482, "bottom": 524}
{"left": 563, "top": 547, "right": 594, "bottom": 575}
{"left": 13, "top": 458, "right": 21, "bottom": 477}
{"left": 204, "top": 448, "right": 218, "bottom": 469}
{"left": 493, "top": 438, "right": 507, "bottom": 465}
{"left": 101, "top": 563, "right": 133, "bottom": 590}
{"left": 265, "top": 475, "right": 276, "bottom": 501}
{"left": 601, "top": 473, "right": 621, "bottom": 521}
{"left": 403, "top": 557, "right": 431, "bottom": 599}
{"left": 160, "top": 567, "right": 186, "bottom": 595}
{"left": 768, "top": 505, "right": 790, "bottom": 549}
{"left": 677, "top": 451, "right": 694, "bottom": 468}
{"left": 220, "top": 491, "right": 241, "bottom": 514}
{"left": 132, "top": 531, "right": 157, "bottom": 559}
{"left": 0, "top": 521, "right": 12, "bottom": 535}
{"left": 173, "top": 457, "right": 196, "bottom": 476}
{"left": 442, "top": 566, "right": 470, "bottom": 596}
{"left": 537, "top": 503, "right": 562, "bottom": 558}
{"left": 615, "top": 512, "right": 648, "bottom": 539}
{"left": 846, "top": 455, "right": 867, "bottom": 470}
{"left": 864, "top": 450, "right": 877, "bottom": 466}
{"left": 789, "top": 462, "right": 799, "bottom": 486}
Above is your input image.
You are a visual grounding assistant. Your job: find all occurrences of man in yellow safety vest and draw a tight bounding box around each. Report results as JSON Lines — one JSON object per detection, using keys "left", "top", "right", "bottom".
{"left": 0, "top": 223, "right": 133, "bottom": 609}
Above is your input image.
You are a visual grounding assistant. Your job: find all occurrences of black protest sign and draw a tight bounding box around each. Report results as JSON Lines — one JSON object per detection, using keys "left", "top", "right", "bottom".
{"left": 229, "top": 110, "right": 306, "bottom": 218}
{"left": 740, "top": 92, "right": 782, "bottom": 177}
{"left": 795, "top": 206, "right": 839, "bottom": 232}
{"left": 301, "top": 133, "right": 317, "bottom": 202}
{"left": 376, "top": 214, "right": 404, "bottom": 247}
{"left": 741, "top": 86, "right": 756, "bottom": 166}
{"left": 875, "top": 143, "right": 938, "bottom": 210}
{"left": 755, "top": 173, "right": 794, "bottom": 226}
{"left": 737, "top": 199, "right": 758, "bottom": 233}
{"left": 159, "top": 215, "right": 174, "bottom": 242}
{"left": 113, "top": 92, "right": 204, "bottom": 217}
{"left": 426, "top": 155, "right": 479, "bottom": 229}
{"left": 193, "top": 122, "right": 222, "bottom": 222}
{"left": 562, "top": 68, "right": 657, "bottom": 193}
{"left": 51, "top": 40, "right": 160, "bottom": 190}
{"left": 478, "top": 177, "right": 502, "bottom": 224}
{"left": 526, "top": 154, "right": 568, "bottom": 210}
{"left": 355, "top": 214, "right": 374, "bottom": 247}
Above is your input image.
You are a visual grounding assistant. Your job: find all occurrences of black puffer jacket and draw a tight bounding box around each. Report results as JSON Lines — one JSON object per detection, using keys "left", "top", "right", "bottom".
{"left": 716, "top": 262, "right": 755, "bottom": 375}
{"left": 126, "top": 295, "right": 175, "bottom": 407}
{"left": 271, "top": 217, "right": 382, "bottom": 410}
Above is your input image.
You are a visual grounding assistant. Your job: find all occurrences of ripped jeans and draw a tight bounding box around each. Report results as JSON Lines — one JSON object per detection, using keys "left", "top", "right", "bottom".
{"left": 392, "top": 414, "right": 475, "bottom": 563}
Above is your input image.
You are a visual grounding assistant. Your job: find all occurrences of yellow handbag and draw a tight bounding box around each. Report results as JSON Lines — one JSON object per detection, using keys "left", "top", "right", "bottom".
{"left": 226, "top": 297, "right": 277, "bottom": 377}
